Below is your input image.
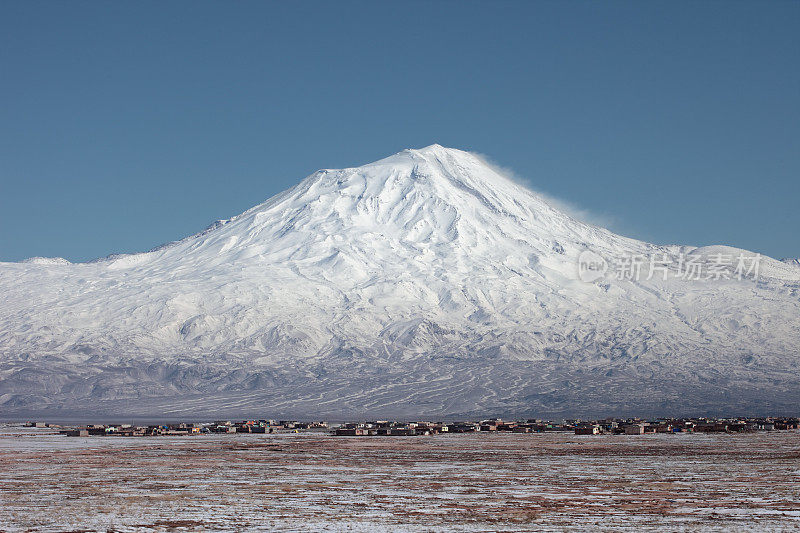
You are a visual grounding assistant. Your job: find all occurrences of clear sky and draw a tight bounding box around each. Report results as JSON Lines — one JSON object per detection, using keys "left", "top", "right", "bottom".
{"left": 1, "top": 1, "right": 798, "bottom": 262}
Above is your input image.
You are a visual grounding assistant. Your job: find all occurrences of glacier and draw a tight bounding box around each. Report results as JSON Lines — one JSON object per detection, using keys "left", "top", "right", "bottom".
{"left": 1, "top": 145, "right": 799, "bottom": 419}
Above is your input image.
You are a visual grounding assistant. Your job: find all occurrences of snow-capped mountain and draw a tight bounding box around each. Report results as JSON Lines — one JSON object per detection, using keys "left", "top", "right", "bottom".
{"left": 1, "top": 145, "right": 798, "bottom": 419}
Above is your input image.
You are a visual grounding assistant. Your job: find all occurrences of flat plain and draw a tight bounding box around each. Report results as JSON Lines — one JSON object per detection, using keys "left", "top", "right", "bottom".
{"left": 0, "top": 425, "right": 798, "bottom": 531}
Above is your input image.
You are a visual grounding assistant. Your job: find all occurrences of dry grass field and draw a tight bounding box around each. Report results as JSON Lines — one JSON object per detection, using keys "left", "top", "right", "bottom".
{"left": 0, "top": 425, "right": 799, "bottom": 531}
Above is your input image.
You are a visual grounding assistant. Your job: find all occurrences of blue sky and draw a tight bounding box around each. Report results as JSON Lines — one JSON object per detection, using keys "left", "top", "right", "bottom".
{"left": 1, "top": 1, "right": 798, "bottom": 262}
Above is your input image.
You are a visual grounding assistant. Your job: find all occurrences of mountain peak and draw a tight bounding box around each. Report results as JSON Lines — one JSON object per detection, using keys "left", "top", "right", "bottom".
{"left": 110, "top": 144, "right": 641, "bottom": 270}
{"left": 411, "top": 142, "right": 447, "bottom": 152}
{"left": 365, "top": 144, "right": 477, "bottom": 171}
{"left": 406, "top": 143, "right": 461, "bottom": 157}
{"left": 136, "top": 143, "right": 648, "bottom": 278}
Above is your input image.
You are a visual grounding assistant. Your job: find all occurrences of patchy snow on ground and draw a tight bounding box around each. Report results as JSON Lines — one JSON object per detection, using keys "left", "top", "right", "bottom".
{"left": 0, "top": 425, "right": 799, "bottom": 531}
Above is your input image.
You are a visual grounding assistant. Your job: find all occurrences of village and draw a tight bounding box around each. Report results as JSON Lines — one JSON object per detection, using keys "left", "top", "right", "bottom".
{"left": 21, "top": 415, "right": 800, "bottom": 438}
{"left": 332, "top": 416, "right": 800, "bottom": 435}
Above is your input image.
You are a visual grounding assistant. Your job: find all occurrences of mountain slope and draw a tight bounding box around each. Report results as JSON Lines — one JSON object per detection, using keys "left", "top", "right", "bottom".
{"left": 1, "top": 145, "right": 798, "bottom": 418}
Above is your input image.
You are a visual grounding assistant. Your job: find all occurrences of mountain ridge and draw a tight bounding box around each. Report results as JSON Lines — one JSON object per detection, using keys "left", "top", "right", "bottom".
{"left": 1, "top": 146, "right": 798, "bottom": 418}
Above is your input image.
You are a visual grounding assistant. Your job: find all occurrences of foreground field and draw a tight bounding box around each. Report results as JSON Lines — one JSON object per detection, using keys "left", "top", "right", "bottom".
{"left": 0, "top": 425, "right": 798, "bottom": 531}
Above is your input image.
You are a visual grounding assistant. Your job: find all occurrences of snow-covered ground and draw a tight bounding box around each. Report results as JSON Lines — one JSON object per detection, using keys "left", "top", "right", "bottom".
{"left": 1, "top": 425, "right": 799, "bottom": 531}
{"left": 0, "top": 145, "right": 798, "bottom": 417}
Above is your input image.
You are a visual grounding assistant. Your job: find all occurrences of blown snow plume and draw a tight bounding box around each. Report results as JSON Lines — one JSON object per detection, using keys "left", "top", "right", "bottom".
{"left": 1, "top": 145, "right": 799, "bottom": 418}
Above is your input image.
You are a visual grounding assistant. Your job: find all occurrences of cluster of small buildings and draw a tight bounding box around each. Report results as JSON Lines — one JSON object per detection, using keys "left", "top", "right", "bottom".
{"left": 333, "top": 418, "right": 589, "bottom": 435}
{"left": 24, "top": 416, "right": 799, "bottom": 438}
{"left": 207, "top": 420, "right": 328, "bottom": 434}
{"left": 333, "top": 416, "right": 800, "bottom": 437}
{"left": 334, "top": 420, "right": 447, "bottom": 436}
{"left": 333, "top": 418, "right": 608, "bottom": 435}
{"left": 572, "top": 416, "right": 800, "bottom": 435}
{"left": 24, "top": 419, "right": 328, "bottom": 437}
